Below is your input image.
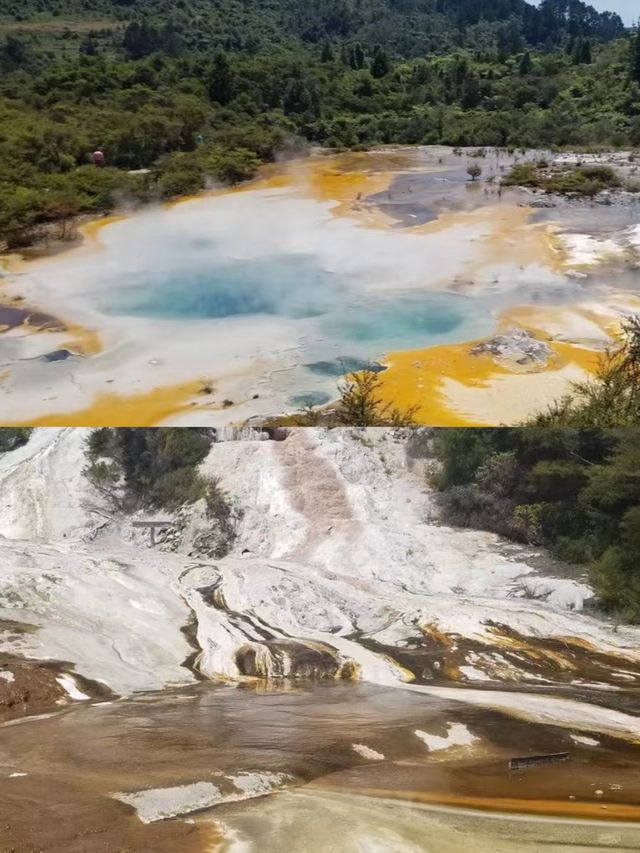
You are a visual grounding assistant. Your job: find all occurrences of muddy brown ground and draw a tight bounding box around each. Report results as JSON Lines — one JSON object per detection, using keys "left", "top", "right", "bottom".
{"left": 0, "top": 654, "right": 67, "bottom": 723}
{"left": 1, "top": 682, "right": 640, "bottom": 851}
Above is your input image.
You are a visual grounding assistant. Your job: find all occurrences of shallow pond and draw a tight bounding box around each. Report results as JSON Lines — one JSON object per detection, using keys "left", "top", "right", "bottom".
{"left": 2, "top": 681, "right": 640, "bottom": 852}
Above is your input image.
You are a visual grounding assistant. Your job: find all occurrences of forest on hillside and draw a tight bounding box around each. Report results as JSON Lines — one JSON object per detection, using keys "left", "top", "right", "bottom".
{"left": 0, "top": 0, "right": 636, "bottom": 246}
{"left": 0, "top": 1, "right": 626, "bottom": 55}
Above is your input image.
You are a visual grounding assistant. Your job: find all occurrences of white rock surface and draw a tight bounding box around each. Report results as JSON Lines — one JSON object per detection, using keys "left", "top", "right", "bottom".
{"left": 0, "top": 428, "right": 639, "bottom": 739}
{"left": 113, "top": 772, "right": 293, "bottom": 823}
{"left": 352, "top": 744, "right": 385, "bottom": 761}
{"left": 415, "top": 723, "right": 477, "bottom": 751}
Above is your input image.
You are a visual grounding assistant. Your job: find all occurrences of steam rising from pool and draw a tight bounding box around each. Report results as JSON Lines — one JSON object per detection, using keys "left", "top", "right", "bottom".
{"left": 77, "top": 190, "right": 499, "bottom": 353}
{"left": 6, "top": 148, "right": 636, "bottom": 425}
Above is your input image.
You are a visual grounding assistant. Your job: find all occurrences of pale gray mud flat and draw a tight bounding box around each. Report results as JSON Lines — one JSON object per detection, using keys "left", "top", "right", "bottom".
{"left": 0, "top": 428, "right": 639, "bottom": 851}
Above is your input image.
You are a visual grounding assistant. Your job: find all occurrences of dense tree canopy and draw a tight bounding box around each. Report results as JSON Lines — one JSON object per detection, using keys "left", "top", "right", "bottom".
{"left": 83, "top": 427, "right": 239, "bottom": 556}
{"left": 433, "top": 428, "right": 640, "bottom": 622}
{"left": 0, "top": 0, "right": 625, "bottom": 56}
{"left": 0, "top": 0, "right": 634, "bottom": 245}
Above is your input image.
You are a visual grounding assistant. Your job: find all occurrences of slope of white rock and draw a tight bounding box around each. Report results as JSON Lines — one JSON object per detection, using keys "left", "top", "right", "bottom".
{"left": 0, "top": 535, "right": 195, "bottom": 694}
{"left": 0, "top": 427, "right": 99, "bottom": 541}
{"left": 0, "top": 427, "right": 639, "bottom": 737}
{"left": 204, "top": 429, "right": 631, "bottom": 652}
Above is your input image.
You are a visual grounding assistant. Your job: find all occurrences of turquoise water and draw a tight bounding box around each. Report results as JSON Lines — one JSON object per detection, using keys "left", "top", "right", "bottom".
{"left": 103, "top": 254, "right": 338, "bottom": 320}
{"left": 103, "top": 251, "right": 493, "bottom": 356}
{"left": 327, "top": 296, "right": 476, "bottom": 346}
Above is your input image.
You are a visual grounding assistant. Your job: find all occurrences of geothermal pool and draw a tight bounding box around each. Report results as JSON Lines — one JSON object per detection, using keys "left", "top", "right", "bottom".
{"left": 2, "top": 147, "right": 640, "bottom": 425}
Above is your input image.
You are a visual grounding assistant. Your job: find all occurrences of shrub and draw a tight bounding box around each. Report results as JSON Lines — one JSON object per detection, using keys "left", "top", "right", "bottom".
{"left": 432, "top": 426, "right": 640, "bottom": 623}
{"left": 467, "top": 162, "right": 482, "bottom": 181}
{"left": 501, "top": 162, "right": 540, "bottom": 187}
{"left": 84, "top": 427, "right": 214, "bottom": 509}
{"left": 87, "top": 426, "right": 118, "bottom": 459}
{"left": 148, "top": 466, "right": 208, "bottom": 509}
{"left": 503, "top": 162, "right": 621, "bottom": 196}
{"left": 0, "top": 428, "right": 32, "bottom": 453}
{"left": 529, "top": 316, "right": 640, "bottom": 427}
{"left": 336, "top": 369, "right": 417, "bottom": 427}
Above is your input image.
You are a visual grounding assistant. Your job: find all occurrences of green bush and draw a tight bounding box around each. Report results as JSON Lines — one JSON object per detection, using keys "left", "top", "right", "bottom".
{"left": 85, "top": 427, "right": 213, "bottom": 507}
{"left": 504, "top": 162, "right": 621, "bottom": 196}
{"left": 433, "top": 427, "right": 640, "bottom": 622}
{"left": 204, "top": 147, "right": 261, "bottom": 184}
{"left": 87, "top": 426, "right": 118, "bottom": 458}
{"left": 502, "top": 162, "right": 540, "bottom": 187}
{"left": 148, "top": 466, "right": 208, "bottom": 509}
{"left": 545, "top": 165, "right": 620, "bottom": 196}
{"left": 0, "top": 428, "right": 32, "bottom": 453}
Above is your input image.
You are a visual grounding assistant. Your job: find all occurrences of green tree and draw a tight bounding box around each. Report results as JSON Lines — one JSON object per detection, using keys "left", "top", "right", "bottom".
{"left": 467, "top": 162, "right": 482, "bottom": 181}
{"left": 580, "top": 40, "right": 592, "bottom": 64}
{"left": 336, "top": 370, "right": 416, "bottom": 426}
{"left": 631, "top": 29, "right": 640, "bottom": 83}
{"left": 0, "top": 35, "right": 32, "bottom": 72}
{"left": 283, "top": 77, "right": 314, "bottom": 115}
{"left": 349, "top": 42, "right": 365, "bottom": 70}
{"left": 321, "top": 41, "right": 334, "bottom": 62}
{"left": 209, "top": 52, "right": 234, "bottom": 105}
{"left": 592, "top": 506, "right": 640, "bottom": 621}
{"left": 530, "top": 317, "right": 640, "bottom": 427}
{"left": 370, "top": 44, "right": 390, "bottom": 78}
{"left": 432, "top": 427, "right": 640, "bottom": 622}
{"left": 0, "top": 429, "right": 32, "bottom": 453}
{"left": 519, "top": 51, "right": 532, "bottom": 76}
{"left": 123, "top": 21, "right": 158, "bottom": 60}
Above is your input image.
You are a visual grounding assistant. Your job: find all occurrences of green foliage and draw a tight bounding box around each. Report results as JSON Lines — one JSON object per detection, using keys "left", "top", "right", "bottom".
{"left": 631, "top": 29, "right": 640, "bottom": 83}
{"left": 0, "top": 428, "right": 32, "bottom": 453}
{"left": 85, "top": 427, "right": 213, "bottom": 508}
{"left": 504, "top": 161, "right": 621, "bottom": 196}
{"left": 545, "top": 164, "right": 621, "bottom": 195}
{"left": 370, "top": 44, "right": 390, "bottom": 79}
{"left": 204, "top": 476, "right": 238, "bottom": 558}
{"left": 502, "top": 161, "right": 540, "bottom": 187}
{"left": 529, "top": 460, "right": 590, "bottom": 503}
{"left": 519, "top": 51, "right": 532, "bottom": 76}
{"left": 85, "top": 458, "right": 121, "bottom": 493}
{"left": 0, "top": 0, "right": 624, "bottom": 58}
{"left": 467, "top": 162, "right": 482, "bottom": 181}
{"left": 433, "top": 427, "right": 640, "bottom": 622}
{"left": 84, "top": 427, "right": 239, "bottom": 555}
{"left": 147, "top": 465, "right": 208, "bottom": 509}
{"left": 154, "top": 144, "right": 266, "bottom": 199}
{"left": 530, "top": 316, "right": 640, "bottom": 427}
{"left": 0, "top": 0, "right": 634, "bottom": 247}
{"left": 336, "top": 369, "right": 417, "bottom": 426}
{"left": 432, "top": 428, "right": 503, "bottom": 488}
{"left": 86, "top": 426, "right": 118, "bottom": 458}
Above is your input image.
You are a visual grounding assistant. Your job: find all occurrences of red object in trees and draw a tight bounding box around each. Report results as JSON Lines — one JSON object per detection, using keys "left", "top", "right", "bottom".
{"left": 92, "top": 150, "right": 105, "bottom": 166}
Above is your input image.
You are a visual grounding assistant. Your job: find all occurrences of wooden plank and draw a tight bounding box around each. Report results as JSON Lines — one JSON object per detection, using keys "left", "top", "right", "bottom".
{"left": 131, "top": 520, "right": 174, "bottom": 547}
{"left": 509, "top": 752, "right": 570, "bottom": 771}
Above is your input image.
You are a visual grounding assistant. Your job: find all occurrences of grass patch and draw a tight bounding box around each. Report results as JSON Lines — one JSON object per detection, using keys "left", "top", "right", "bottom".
{"left": 503, "top": 161, "right": 622, "bottom": 196}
